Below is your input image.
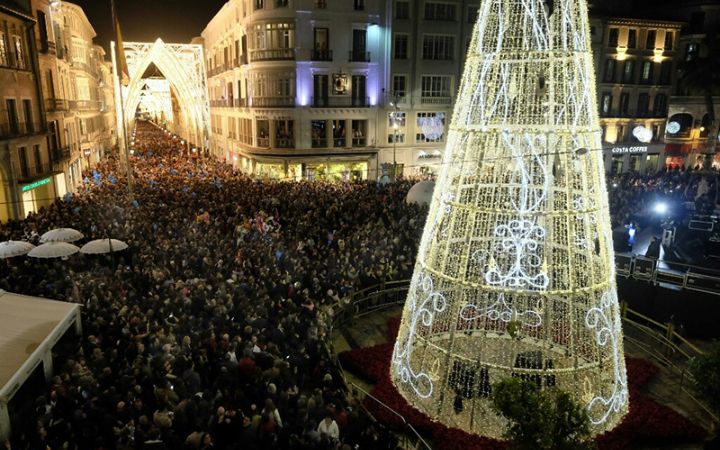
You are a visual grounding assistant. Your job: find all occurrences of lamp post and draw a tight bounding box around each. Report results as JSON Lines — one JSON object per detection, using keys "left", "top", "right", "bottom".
{"left": 390, "top": 91, "right": 401, "bottom": 180}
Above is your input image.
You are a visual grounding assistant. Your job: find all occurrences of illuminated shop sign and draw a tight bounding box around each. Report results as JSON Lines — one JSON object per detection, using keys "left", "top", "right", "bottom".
{"left": 611, "top": 146, "right": 647, "bottom": 154}
{"left": 21, "top": 177, "right": 51, "bottom": 192}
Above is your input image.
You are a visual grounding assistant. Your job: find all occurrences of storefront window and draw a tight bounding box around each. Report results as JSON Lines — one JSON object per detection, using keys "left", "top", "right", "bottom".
{"left": 305, "top": 162, "right": 368, "bottom": 181}
{"left": 645, "top": 154, "right": 658, "bottom": 173}
{"left": 664, "top": 156, "right": 683, "bottom": 171}
{"left": 256, "top": 162, "right": 285, "bottom": 179}
{"left": 611, "top": 155, "right": 623, "bottom": 174}
{"left": 629, "top": 155, "right": 641, "bottom": 172}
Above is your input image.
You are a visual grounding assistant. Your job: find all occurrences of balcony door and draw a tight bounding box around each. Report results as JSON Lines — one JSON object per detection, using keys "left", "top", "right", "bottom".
{"left": 352, "top": 29, "right": 366, "bottom": 57}
{"left": 351, "top": 75, "right": 366, "bottom": 106}
{"left": 314, "top": 28, "right": 329, "bottom": 59}
{"left": 313, "top": 74, "right": 328, "bottom": 106}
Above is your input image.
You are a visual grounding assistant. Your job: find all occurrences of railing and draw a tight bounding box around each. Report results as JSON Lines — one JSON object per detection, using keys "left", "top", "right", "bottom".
{"left": 71, "top": 100, "right": 103, "bottom": 111}
{"left": 615, "top": 253, "right": 720, "bottom": 296}
{"left": 16, "top": 164, "right": 53, "bottom": 182}
{"left": 352, "top": 136, "right": 366, "bottom": 147}
{"left": 311, "top": 96, "right": 369, "bottom": 107}
{"left": 234, "top": 98, "right": 248, "bottom": 107}
{"left": 52, "top": 146, "right": 71, "bottom": 162}
{"left": 311, "top": 138, "right": 327, "bottom": 148}
{"left": 311, "top": 49, "right": 333, "bottom": 61}
{"left": 348, "top": 51, "right": 370, "bottom": 62}
{"left": 0, "top": 122, "right": 43, "bottom": 138}
{"left": 420, "top": 96, "right": 453, "bottom": 105}
{"left": 250, "top": 48, "right": 295, "bottom": 61}
{"left": 250, "top": 97, "right": 295, "bottom": 107}
{"left": 275, "top": 137, "right": 294, "bottom": 148}
{"left": 257, "top": 137, "right": 270, "bottom": 147}
{"left": 327, "top": 279, "right": 719, "bottom": 445}
{"left": 45, "top": 98, "right": 69, "bottom": 112}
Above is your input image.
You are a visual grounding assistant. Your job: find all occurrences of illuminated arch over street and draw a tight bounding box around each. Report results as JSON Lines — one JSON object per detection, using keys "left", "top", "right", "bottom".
{"left": 111, "top": 38, "right": 210, "bottom": 149}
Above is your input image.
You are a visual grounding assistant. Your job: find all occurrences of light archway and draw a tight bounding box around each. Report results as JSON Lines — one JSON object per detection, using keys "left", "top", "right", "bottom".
{"left": 112, "top": 38, "right": 210, "bottom": 149}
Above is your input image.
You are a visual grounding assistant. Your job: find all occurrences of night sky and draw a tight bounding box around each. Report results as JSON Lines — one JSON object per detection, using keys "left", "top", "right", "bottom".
{"left": 72, "top": 0, "right": 227, "bottom": 52}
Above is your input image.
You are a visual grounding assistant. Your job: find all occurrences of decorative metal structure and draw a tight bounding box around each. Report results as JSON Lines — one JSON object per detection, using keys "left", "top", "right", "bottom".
{"left": 391, "top": 0, "right": 628, "bottom": 438}
{"left": 111, "top": 39, "right": 209, "bottom": 147}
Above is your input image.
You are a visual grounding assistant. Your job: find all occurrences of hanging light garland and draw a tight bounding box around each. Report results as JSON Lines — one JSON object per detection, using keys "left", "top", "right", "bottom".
{"left": 391, "top": 0, "right": 628, "bottom": 439}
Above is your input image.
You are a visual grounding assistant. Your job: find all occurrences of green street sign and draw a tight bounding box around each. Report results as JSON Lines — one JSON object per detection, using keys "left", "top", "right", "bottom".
{"left": 21, "top": 177, "right": 51, "bottom": 192}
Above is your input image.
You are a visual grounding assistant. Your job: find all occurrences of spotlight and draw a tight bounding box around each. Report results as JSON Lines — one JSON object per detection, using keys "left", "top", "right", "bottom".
{"left": 653, "top": 202, "right": 668, "bottom": 215}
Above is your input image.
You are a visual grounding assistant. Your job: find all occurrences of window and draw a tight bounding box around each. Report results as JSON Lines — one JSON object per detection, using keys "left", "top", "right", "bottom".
{"left": 22, "top": 99, "right": 33, "bottom": 133}
{"left": 422, "top": 35, "right": 454, "bottom": 60}
{"left": 608, "top": 28, "right": 619, "bottom": 47}
{"left": 421, "top": 75, "right": 451, "bottom": 97}
{"left": 254, "top": 0, "right": 264, "bottom": 10}
{"left": 393, "top": 75, "right": 407, "bottom": 98}
{"left": 617, "top": 125, "right": 625, "bottom": 142}
{"left": 653, "top": 94, "right": 667, "bottom": 116}
{"left": 640, "top": 61, "right": 653, "bottom": 83}
{"left": 388, "top": 133, "right": 405, "bottom": 144}
{"left": 416, "top": 112, "right": 446, "bottom": 143}
{"left": 353, "top": 0, "right": 364, "bottom": 11}
{"left": 37, "top": 10, "right": 49, "bottom": 53}
{"left": 622, "top": 60, "right": 634, "bottom": 84}
{"left": 394, "top": 34, "right": 408, "bottom": 59}
{"left": 33, "top": 145, "right": 42, "bottom": 171}
{"left": 0, "top": 32, "right": 7, "bottom": 66}
{"left": 395, "top": 1, "right": 409, "bottom": 19}
{"left": 19, "top": 147, "right": 29, "bottom": 178}
{"left": 603, "top": 58, "right": 616, "bottom": 82}
{"left": 424, "top": 2, "right": 456, "bottom": 21}
{"left": 467, "top": 6, "right": 479, "bottom": 23}
{"left": 619, "top": 92, "right": 630, "bottom": 116}
{"left": 314, "top": 0, "right": 327, "bottom": 8}
{"left": 685, "top": 43, "right": 700, "bottom": 61}
{"left": 12, "top": 35, "right": 25, "bottom": 69}
{"left": 659, "top": 61, "right": 671, "bottom": 84}
{"left": 664, "top": 31, "right": 674, "bottom": 50}
{"left": 389, "top": 111, "right": 406, "bottom": 127}
{"left": 637, "top": 93, "right": 649, "bottom": 117}
{"left": 6, "top": 99, "right": 18, "bottom": 133}
{"left": 601, "top": 93, "right": 612, "bottom": 116}
{"left": 627, "top": 29, "right": 637, "bottom": 49}
{"left": 275, "top": 0, "right": 288, "bottom": 7}
{"left": 645, "top": 30, "right": 656, "bottom": 50}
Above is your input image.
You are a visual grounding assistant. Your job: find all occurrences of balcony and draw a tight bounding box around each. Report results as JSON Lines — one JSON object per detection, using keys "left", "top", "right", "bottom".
{"left": 311, "top": 96, "right": 369, "bottom": 107}
{"left": 234, "top": 98, "right": 248, "bottom": 107}
{"left": 276, "top": 137, "right": 294, "bottom": 148}
{"left": 46, "top": 98, "right": 70, "bottom": 112}
{"left": 52, "top": 146, "right": 71, "bottom": 162}
{"left": 420, "top": 96, "right": 453, "bottom": 105}
{"left": 257, "top": 137, "right": 270, "bottom": 147}
{"left": 250, "top": 97, "right": 295, "bottom": 107}
{"left": 311, "top": 49, "right": 333, "bottom": 61}
{"left": 348, "top": 51, "right": 370, "bottom": 62}
{"left": 0, "top": 122, "right": 43, "bottom": 138}
{"left": 71, "top": 100, "right": 103, "bottom": 111}
{"left": 250, "top": 48, "right": 295, "bottom": 61}
{"left": 312, "top": 138, "right": 328, "bottom": 148}
{"left": 16, "top": 164, "right": 53, "bottom": 183}
{"left": 352, "top": 137, "right": 366, "bottom": 147}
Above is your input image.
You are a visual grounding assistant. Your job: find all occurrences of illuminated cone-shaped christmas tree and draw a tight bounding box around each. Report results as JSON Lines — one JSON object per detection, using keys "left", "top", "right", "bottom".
{"left": 391, "top": 0, "right": 628, "bottom": 438}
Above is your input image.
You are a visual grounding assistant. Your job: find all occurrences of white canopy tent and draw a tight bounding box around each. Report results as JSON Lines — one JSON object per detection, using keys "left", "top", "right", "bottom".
{"left": 0, "top": 291, "right": 81, "bottom": 441}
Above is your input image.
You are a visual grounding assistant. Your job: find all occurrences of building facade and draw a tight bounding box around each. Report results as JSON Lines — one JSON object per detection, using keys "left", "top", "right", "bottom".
{"left": 202, "top": 0, "right": 391, "bottom": 181}
{"left": 590, "top": 16, "right": 683, "bottom": 174}
{"left": 0, "top": 0, "right": 54, "bottom": 222}
{"left": 31, "top": 0, "right": 115, "bottom": 196}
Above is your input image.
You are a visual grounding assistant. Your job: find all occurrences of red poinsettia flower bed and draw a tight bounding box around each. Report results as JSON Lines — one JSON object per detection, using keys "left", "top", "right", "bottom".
{"left": 338, "top": 318, "right": 706, "bottom": 450}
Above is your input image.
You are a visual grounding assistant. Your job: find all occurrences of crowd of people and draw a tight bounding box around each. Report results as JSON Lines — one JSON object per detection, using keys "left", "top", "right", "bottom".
{"left": 607, "top": 169, "right": 717, "bottom": 230}
{"left": 0, "top": 121, "right": 428, "bottom": 450}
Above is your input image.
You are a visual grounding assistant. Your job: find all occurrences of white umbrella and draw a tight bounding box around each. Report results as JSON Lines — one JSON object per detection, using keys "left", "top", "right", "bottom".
{"left": 80, "top": 238, "right": 129, "bottom": 255}
{"left": 0, "top": 240, "right": 36, "bottom": 258}
{"left": 40, "top": 228, "right": 84, "bottom": 243}
{"left": 28, "top": 242, "right": 80, "bottom": 258}
{"left": 406, "top": 180, "right": 435, "bottom": 206}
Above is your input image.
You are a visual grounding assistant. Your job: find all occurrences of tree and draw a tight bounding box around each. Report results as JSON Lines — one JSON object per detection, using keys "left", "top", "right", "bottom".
{"left": 491, "top": 377, "right": 595, "bottom": 450}
{"left": 689, "top": 341, "right": 720, "bottom": 417}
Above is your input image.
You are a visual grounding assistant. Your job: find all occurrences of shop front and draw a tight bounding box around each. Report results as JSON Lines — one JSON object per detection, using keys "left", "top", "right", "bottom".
{"left": 604, "top": 144, "right": 664, "bottom": 174}
{"left": 249, "top": 156, "right": 371, "bottom": 182}
{"left": 412, "top": 149, "right": 443, "bottom": 178}
{"left": 19, "top": 175, "right": 58, "bottom": 217}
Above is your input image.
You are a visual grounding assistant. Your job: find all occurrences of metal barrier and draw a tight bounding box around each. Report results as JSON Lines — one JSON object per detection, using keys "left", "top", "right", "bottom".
{"left": 618, "top": 254, "right": 720, "bottom": 296}
{"left": 329, "top": 279, "right": 719, "bottom": 447}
